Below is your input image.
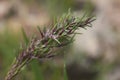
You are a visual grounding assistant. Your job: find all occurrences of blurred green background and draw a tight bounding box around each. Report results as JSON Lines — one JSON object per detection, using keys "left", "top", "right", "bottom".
{"left": 1, "top": 0, "right": 120, "bottom": 80}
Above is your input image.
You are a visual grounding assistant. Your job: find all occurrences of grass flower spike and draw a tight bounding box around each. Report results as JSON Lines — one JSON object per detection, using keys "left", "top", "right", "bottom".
{"left": 5, "top": 11, "right": 95, "bottom": 80}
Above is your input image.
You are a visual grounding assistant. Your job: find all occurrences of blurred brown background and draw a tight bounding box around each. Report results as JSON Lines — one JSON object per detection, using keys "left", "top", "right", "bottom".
{"left": 1, "top": 0, "right": 120, "bottom": 80}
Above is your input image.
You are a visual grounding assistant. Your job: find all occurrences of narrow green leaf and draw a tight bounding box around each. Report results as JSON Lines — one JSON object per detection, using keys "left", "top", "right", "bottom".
{"left": 21, "top": 28, "right": 29, "bottom": 45}
{"left": 31, "top": 61, "right": 44, "bottom": 80}
{"left": 64, "top": 60, "right": 68, "bottom": 80}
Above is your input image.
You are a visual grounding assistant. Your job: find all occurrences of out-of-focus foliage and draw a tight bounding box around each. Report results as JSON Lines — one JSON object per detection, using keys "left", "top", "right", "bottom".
{"left": 1, "top": 0, "right": 120, "bottom": 80}
{"left": 0, "top": 28, "right": 20, "bottom": 80}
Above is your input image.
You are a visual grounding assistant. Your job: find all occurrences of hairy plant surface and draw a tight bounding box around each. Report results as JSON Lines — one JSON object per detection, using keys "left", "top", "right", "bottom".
{"left": 5, "top": 11, "right": 95, "bottom": 80}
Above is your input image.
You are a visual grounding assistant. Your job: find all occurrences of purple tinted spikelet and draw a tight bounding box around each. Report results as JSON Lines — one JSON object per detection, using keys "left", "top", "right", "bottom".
{"left": 5, "top": 12, "right": 95, "bottom": 80}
